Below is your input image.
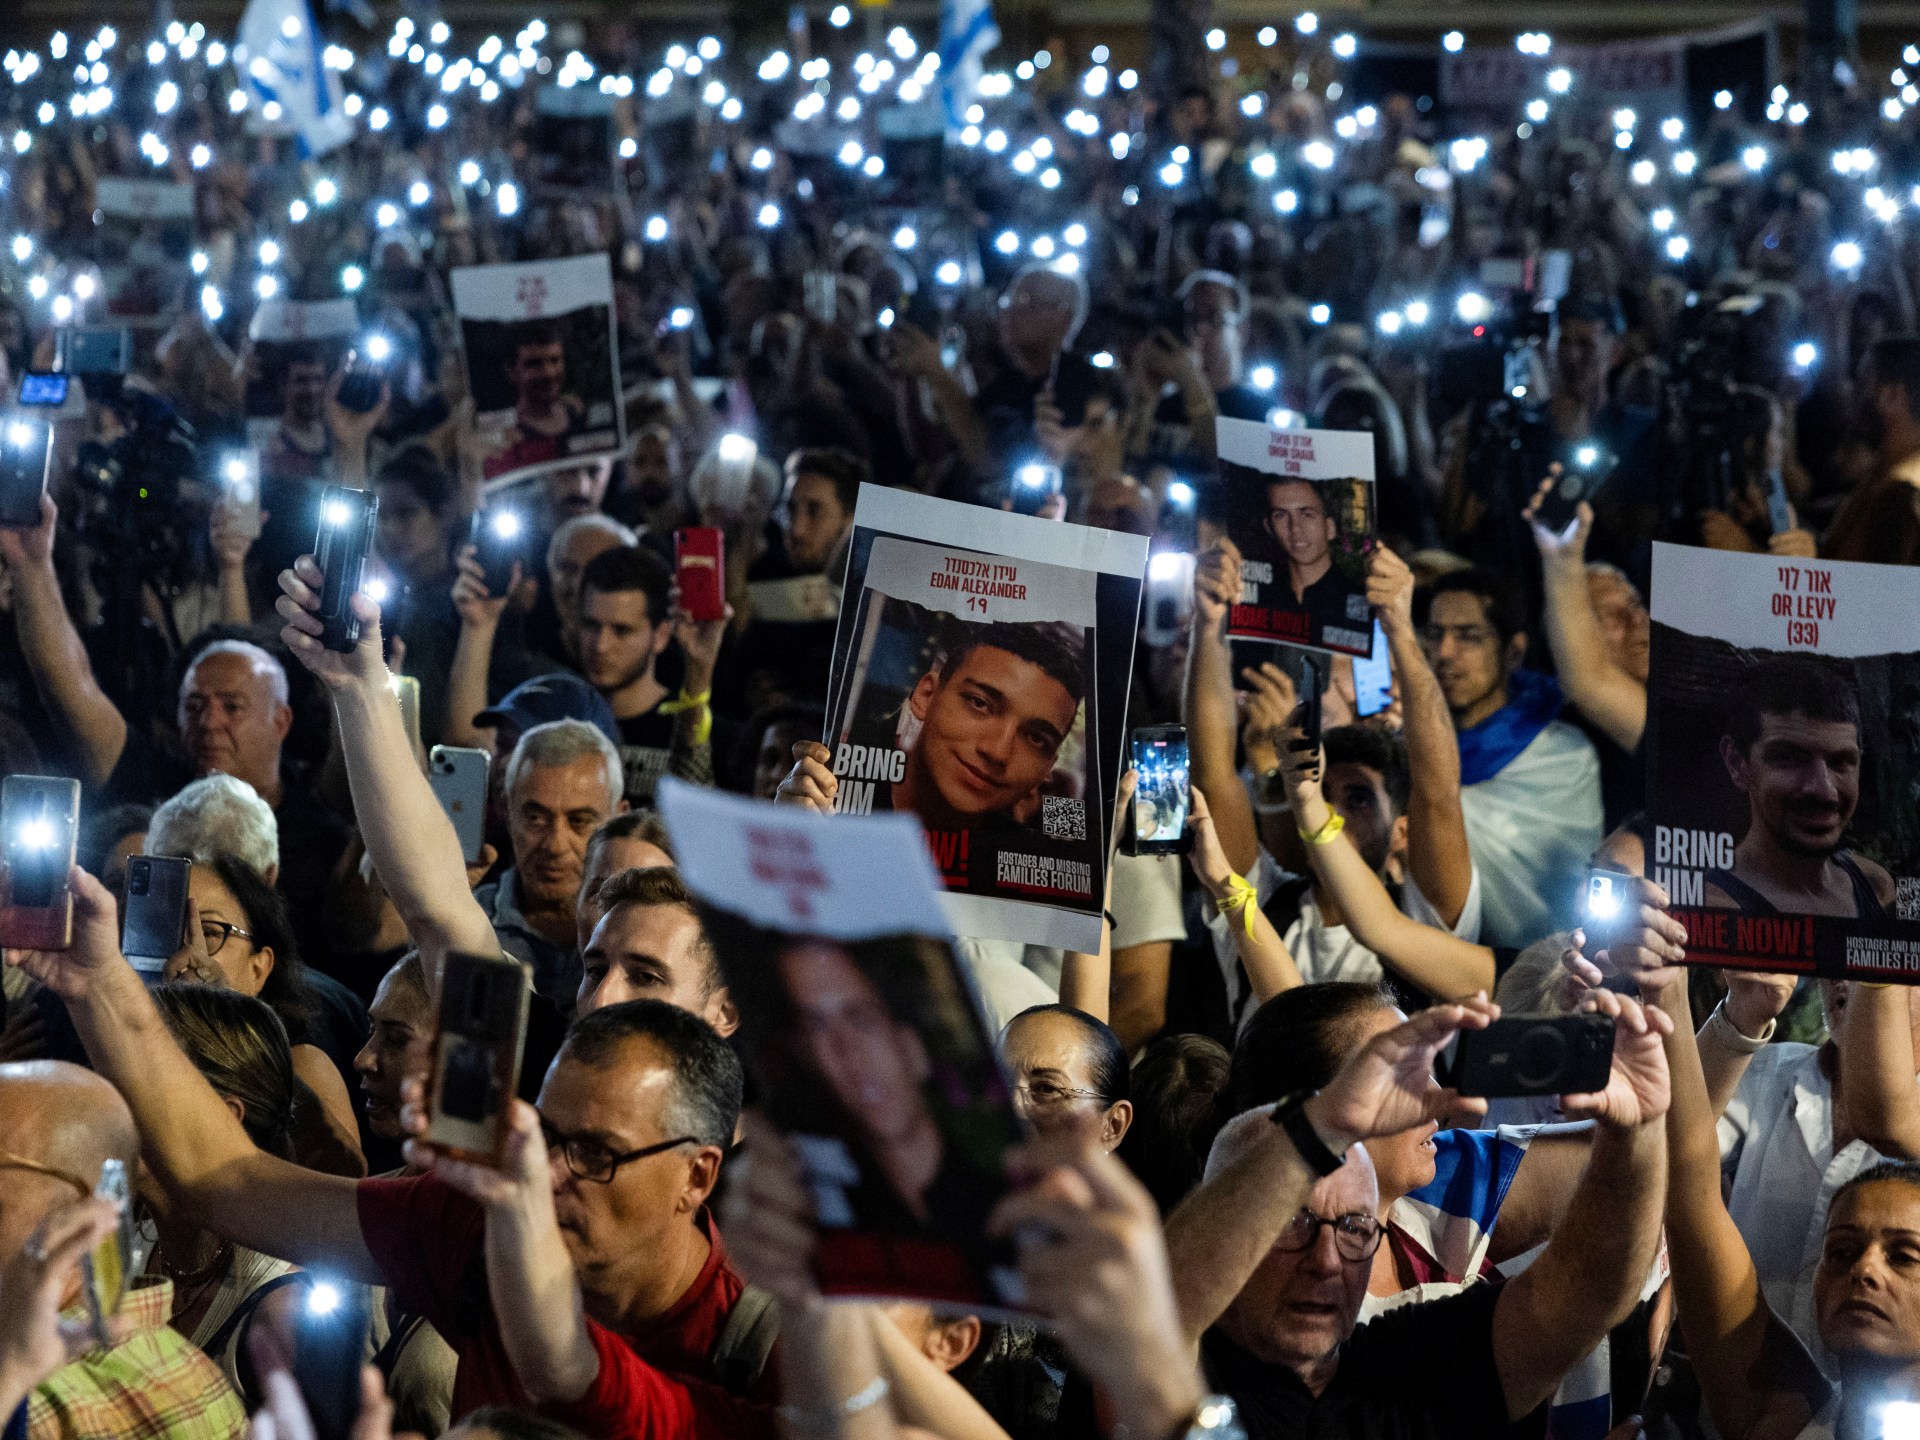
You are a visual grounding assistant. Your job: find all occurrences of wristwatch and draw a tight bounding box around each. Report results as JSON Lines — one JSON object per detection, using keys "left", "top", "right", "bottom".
{"left": 1176, "top": 1396, "right": 1245, "bottom": 1440}
{"left": 1270, "top": 1090, "right": 1348, "bottom": 1177}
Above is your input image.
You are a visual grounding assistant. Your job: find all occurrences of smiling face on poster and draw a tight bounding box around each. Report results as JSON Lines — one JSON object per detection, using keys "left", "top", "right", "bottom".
{"left": 1215, "top": 416, "right": 1377, "bottom": 656}
{"left": 824, "top": 487, "right": 1147, "bottom": 953}
{"left": 451, "top": 252, "right": 623, "bottom": 487}
{"left": 244, "top": 297, "right": 359, "bottom": 481}
{"left": 1648, "top": 543, "right": 1920, "bottom": 982}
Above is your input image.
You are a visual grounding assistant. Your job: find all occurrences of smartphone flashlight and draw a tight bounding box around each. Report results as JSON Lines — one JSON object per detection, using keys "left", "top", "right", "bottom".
{"left": 7, "top": 419, "right": 36, "bottom": 449}
{"left": 323, "top": 499, "right": 352, "bottom": 527}
{"left": 489, "top": 510, "right": 522, "bottom": 541}
{"left": 1166, "top": 479, "right": 1196, "bottom": 508}
{"left": 16, "top": 816, "right": 55, "bottom": 850}
{"left": 1016, "top": 462, "right": 1051, "bottom": 490}
{"left": 1586, "top": 872, "right": 1620, "bottom": 920}
{"left": 221, "top": 453, "right": 255, "bottom": 501}
{"left": 363, "top": 576, "right": 391, "bottom": 605}
{"left": 668, "top": 305, "right": 694, "bottom": 330}
{"left": 363, "top": 334, "right": 391, "bottom": 364}
{"left": 717, "top": 432, "right": 758, "bottom": 465}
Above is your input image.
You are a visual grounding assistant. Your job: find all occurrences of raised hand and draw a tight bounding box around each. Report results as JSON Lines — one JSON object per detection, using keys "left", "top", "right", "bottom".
{"left": 1309, "top": 998, "right": 1497, "bottom": 1151}
{"left": 1365, "top": 544, "right": 1416, "bottom": 637}
{"left": 1524, "top": 466, "right": 1594, "bottom": 564}
{"left": 775, "top": 740, "right": 838, "bottom": 814}
{"left": 3, "top": 867, "right": 126, "bottom": 1002}
{"left": 275, "top": 555, "right": 387, "bottom": 693}
{"left": 1184, "top": 786, "right": 1237, "bottom": 896}
{"left": 0, "top": 1197, "right": 129, "bottom": 1408}
{"left": 450, "top": 546, "right": 519, "bottom": 632}
{"left": 1723, "top": 969, "right": 1799, "bottom": 1038}
{"left": 1192, "top": 539, "right": 1242, "bottom": 632}
{"left": 1562, "top": 988, "right": 1673, "bottom": 1129}
{"left": 1239, "top": 660, "right": 1297, "bottom": 776}
{"left": 0, "top": 493, "right": 57, "bottom": 573}
{"left": 1592, "top": 875, "right": 1689, "bottom": 998}
{"left": 399, "top": 1079, "right": 549, "bottom": 1212}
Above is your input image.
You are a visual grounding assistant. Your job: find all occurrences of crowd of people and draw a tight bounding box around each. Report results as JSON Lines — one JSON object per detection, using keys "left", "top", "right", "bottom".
{"left": 9, "top": 3, "right": 1920, "bottom": 1438}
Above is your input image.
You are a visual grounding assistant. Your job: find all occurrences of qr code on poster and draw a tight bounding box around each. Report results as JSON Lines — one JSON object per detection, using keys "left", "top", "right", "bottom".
{"left": 1042, "top": 796, "right": 1086, "bottom": 842}
{"left": 1898, "top": 877, "right": 1920, "bottom": 922}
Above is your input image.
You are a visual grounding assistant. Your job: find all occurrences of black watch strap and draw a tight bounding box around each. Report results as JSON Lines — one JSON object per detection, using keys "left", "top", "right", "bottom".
{"left": 1270, "top": 1090, "right": 1347, "bottom": 1177}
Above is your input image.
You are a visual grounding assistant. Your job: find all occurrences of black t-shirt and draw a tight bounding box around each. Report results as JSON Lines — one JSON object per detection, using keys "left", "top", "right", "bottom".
{"left": 288, "top": 967, "right": 370, "bottom": 1097}
{"left": 617, "top": 708, "right": 677, "bottom": 807}
{"left": 1202, "top": 1283, "right": 1542, "bottom": 1440}
{"left": 974, "top": 350, "right": 1097, "bottom": 469}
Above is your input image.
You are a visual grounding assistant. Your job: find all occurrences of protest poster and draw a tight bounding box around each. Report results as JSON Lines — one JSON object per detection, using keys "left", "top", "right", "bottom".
{"left": 657, "top": 779, "right": 1031, "bottom": 1314}
{"left": 244, "top": 297, "right": 359, "bottom": 477}
{"left": 93, "top": 178, "right": 195, "bottom": 324}
{"left": 450, "top": 252, "right": 623, "bottom": 488}
{"left": 1215, "top": 417, "right": 1377, "bottom": 656}
{"left": 1648, "top": 542, "right": 1920, "bottom": 982}
{"left": 824, "top": 486, "right": 1146, "bottom": 953}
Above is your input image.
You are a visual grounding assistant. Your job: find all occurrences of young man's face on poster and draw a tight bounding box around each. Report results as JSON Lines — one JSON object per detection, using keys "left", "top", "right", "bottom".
{"left": 906, "top": 641, "right": 1078, "bottom": 823}
{"left": 1265, "top": 479, "right": 1335, "bottom": 576}
{"left": 1722, "top": 710, "right": 1863, "bottom": 858}
{"left": 511, "top": 339, "right": 567, "bottom": 409}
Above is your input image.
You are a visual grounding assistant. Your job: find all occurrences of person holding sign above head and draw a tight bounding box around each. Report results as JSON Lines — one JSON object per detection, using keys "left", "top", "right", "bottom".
{"left": 1706, "top": 655, "right": 1893, "bottom": 922}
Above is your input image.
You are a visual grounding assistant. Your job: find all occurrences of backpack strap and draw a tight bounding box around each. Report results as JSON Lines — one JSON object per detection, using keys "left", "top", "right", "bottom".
{"left": 709, "top": 1285, "right": 781, "bottom": 1396}
{"left": 203, "top": 1271, "right": 308, "bottom": 1408}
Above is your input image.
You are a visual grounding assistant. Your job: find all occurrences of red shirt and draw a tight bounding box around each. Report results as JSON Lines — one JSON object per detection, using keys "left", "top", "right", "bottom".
{"left": 356, "top": 1172, "right": 773, "bottom": 1439}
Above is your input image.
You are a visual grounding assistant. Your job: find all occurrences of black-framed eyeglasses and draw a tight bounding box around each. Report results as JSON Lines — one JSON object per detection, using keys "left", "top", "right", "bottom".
{"left": 538, "top": 1118, "right": 698, "bottom": 1185}
{"left": 200, "top": 920, "right": 254, "bottom": 957}
{"left": 1273, "top": 1207, "right": 1383, "bottom": 1261}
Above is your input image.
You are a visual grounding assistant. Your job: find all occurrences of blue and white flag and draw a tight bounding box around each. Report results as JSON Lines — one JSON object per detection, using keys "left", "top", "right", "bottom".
{"left": 233, "top": 0, "right": 352, "bottom": 157}
{"left": 938, "top": 0, "right": 1000, "bottom": 131}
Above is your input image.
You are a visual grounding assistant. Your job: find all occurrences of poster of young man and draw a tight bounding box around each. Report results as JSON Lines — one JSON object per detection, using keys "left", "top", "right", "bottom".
{"left": 657, "top": 780, "right": 1030, "bottom": 1314}
{"left": 1647, "top": 542, "right": 1920, "bottom": 982}
{"left": 244, "top": 298, "right": 360, "bottom": 478}
{"left": 1215, "top": 416, "right": 1377, "bottom": 656}
{"left": 824, "top": 486, "right": 1147, "bottom": 953}
{"left": 450, "top": 252, "right": 623, "bottom": 487}
{"left": 93, "top": 178, "right": 195, "bottom": 323}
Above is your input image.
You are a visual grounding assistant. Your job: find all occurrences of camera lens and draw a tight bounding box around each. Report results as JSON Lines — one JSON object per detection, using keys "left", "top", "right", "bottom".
{"left": 128, "top": 862, "right": 149, "bottom": 896}
{"left": 1513, "top": 1026, "right": 1570, "bottom": 1089}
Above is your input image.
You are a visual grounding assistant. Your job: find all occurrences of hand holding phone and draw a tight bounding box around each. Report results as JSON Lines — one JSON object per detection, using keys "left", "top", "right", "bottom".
{"left": 1126, "top": 727, "right": 1192, "bottom": 856}
{"left": 1, "top": 775, "right": 82, "bottom": 950}
{"left": 429, "top": 747, "right": 491, "bottom": 864}
{"left": 312, "top": 487, "right": 380, "bottom": 653}
{"left": 1009, "top": 461, "right": 1062, "bottom": 517}
{"left": 122, "top": 856, "right": 191, "bottom": 973}
{"left": 289, "top": 1277, "right": 373, "bottom": 1440}
{"left": 468, "top": 508, "right": 526, "bottom": 596}
{"left": 1443, "top": 1015, "right": 1616, "bottom": 1098}
{"left": 80, "top": 1158, "right": 133, "bottom": 1350}
{"left": 0, "top": 416, "right": 53, "bottom": 529}
{"left": 219, "top": 452, "right": 262, "bottom": 541}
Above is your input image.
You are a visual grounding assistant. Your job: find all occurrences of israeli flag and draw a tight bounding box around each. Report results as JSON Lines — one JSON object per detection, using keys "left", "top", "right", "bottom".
{"left": 938, "top": 0, "right": 1000, "bottom": 130}
{"left": 233, "top": 0, "right": 352, "bottom": 157}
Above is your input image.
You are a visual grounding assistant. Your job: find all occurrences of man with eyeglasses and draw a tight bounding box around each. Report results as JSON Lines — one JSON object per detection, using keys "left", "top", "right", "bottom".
{"left": 1129, "top": 270, "right": 1271, "bottom": 475}
{"left": 9, "top": 883, "right": 777, "bottom": 1435}
{"left": 1165, "top": 992, "right": 1673, "bottom": 1439}
{"left": 1417, "top": 568, "right": 1601, "bottom": 950}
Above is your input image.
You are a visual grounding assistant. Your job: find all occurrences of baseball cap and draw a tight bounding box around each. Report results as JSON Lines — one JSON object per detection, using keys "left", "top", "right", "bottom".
{"left": 475, "top": 673, "right": 621, "bottom": 748}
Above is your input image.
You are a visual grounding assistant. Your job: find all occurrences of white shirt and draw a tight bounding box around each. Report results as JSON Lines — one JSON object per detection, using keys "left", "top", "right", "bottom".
{"left": 1459, "top": 719, "right": 1602, "bottom": 951}
{"left": 1204, "top": 848, "right": 1483, "bottom": 1034}
{"left": 1719, "top": 1042, "right": 1890, "bottom": 1376}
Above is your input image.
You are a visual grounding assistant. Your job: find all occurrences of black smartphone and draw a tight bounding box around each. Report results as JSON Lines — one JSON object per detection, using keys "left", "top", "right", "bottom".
{"left": 0, "top": 416, "right": 52, "bottom": 528}
{"left": 313, "top": 486, "right": 380, "bottom": 653}
{"left": 1128, "top": 726, "right": 1191, "bottom": 856}
{"left": 1, "top": 774, "right": 82, "bottom": 951}
{"left": 427, "top": 951, "right": 531, "bottom": 1167}
{"left": 468, "top": 507, "right": 526, "bottom": 596}
{"left": 17, "top": 372, "right": 70, "bottom": 407}
{"left": 1009, "top": 461, "right": 1062, "bottom": 517}
{"left": 1445, "top": 1014, "right": 1616, "bottom": 1098}
{"left": 334, "top": 337, "right": 391, "bottom": 414}
{"left": 1534, "top": 443, "right": 1617, "bottom": 535}
{"left": 122, "top": 855, "right": 191, "bottom": 974}
{"left": 1274, "top": 645, "right": 1330, "bottom": 749}
{"left": 1352, "top": 621, "right": 1392, "bottom": 719}
{"left": 56, "top": 326, "right": 132, "bottom": 376}
{"left": 291, "top": 1276, "right": 372, "bottom": 1440}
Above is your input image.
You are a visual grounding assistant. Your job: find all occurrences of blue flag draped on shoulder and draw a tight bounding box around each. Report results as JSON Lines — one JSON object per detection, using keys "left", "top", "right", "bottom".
{"left": 938, "top": 0, "right": 1000, "bottom": 131}
{"left": 233, "top": 0, "right": 352, "bottom": 157}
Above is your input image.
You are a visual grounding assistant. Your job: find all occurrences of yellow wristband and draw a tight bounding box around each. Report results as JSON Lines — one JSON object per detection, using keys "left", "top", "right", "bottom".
{"left": 1297, "top": 812, "right": 1346, "bottom": 847}
{"left": 1215, "top": 873, "right": 1259, "bottom": 937}
{"left": 659, "top": 688, "right": 713, "bottom": 746}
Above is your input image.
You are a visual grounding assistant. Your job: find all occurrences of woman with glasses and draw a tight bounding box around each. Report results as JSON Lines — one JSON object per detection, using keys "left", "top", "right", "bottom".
{"left": 999, "top": 1004, "right": 1133, "bottom": 1152}
{"left": 163, "top": 852, "right": 365, "bottom": 1176}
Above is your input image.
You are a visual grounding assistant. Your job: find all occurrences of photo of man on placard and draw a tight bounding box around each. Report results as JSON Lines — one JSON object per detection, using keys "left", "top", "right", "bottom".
{"left": 1260, "top": 476, "right": 1370, "bottom": 640}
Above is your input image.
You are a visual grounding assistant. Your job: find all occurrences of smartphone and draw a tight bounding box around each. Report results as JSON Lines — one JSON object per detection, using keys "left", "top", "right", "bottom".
{"left": 1352, "top": 621, "right": 1393, "bottom": 718}
{"left": 0, "top": 416, "right": 53, "bottom": 528}
{"left": 1273, "top": 645, "right": 1330, "bottom": 749}
{"left": 803, "top": 269, "right": 839, "bottom": 325}
{"left": 334, "top": 339, "right": 389, "bottom": 414}
{"left": 313, "top": 485, "right": 380, "bottom": 653}
{"left": 1010, "top": 461, "right": 1062, "bottom": 517}
{"left": 429, "top": 746, "right": 491, "bottom": 864}
{"left": 468, "top": 507, "right": 525, "bottom": 596}
{"left": 1446, "top": 1015, "right": 1615, "bottom": 1098}
{"left": 675, "top": 527, "right": 726, "bottom": 623}
{"left": 426, "top": 951, "right": 531, "bottom": 1165}
{"left": 56, "top": 326, "right": 132, "bottom": 376}
{"left": 79, "top": 1157, "right": 133, "bottom": 1350}
{"left": 17, "top": 372, "right": 70, "bottom": 407}
{"left": 1128, "top": 726, "right": 1191, "bottom": 856}
{"left": 291, "top": 1276, "right": 372, "bottom": 1440}
{"left": 1142, "top": 551, "right": 1195, "bottom": 648}
{"left": 0, "top": 775, "right": 82, "bottom": 950}
{"left": 122, "top": 855, "right": 191, "bottom": 973}
{"left": 1534, "top": 444, "right": 1618, "bottom": 534}
{"left": 1763, "top": 468, "right": 1794, "bottom": 536}
{"left": 219, "top": 451, "right": 262, "bottom": 540}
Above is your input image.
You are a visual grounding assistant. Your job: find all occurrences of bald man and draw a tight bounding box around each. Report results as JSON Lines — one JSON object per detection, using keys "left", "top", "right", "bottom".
{"left": 0, "top": 1062, "right": 245, "bottom": 1440}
